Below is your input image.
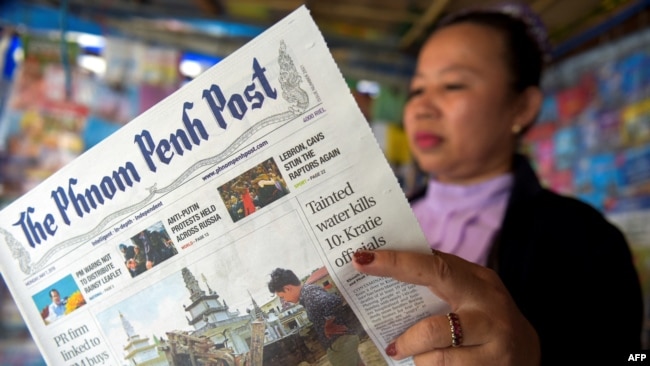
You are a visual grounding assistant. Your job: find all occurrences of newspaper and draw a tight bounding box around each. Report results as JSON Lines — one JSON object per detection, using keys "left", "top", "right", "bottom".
{"left": 0, "top": 6, "right": 449, "bottom": 366}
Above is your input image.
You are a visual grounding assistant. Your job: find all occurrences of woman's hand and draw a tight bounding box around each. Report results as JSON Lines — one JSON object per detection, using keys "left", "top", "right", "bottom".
{"left": 352, "top": 250, "right": 540, "bottom": 366}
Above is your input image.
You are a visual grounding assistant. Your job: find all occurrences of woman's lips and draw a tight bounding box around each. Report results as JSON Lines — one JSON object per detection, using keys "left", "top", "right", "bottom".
{"left": 413, "top": 132, "right": 442, "bottom": 149}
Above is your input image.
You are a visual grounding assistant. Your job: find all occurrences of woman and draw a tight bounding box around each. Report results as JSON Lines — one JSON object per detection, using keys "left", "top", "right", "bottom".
{"left": 354, "top": 4, "right": 643, "bottom": 365}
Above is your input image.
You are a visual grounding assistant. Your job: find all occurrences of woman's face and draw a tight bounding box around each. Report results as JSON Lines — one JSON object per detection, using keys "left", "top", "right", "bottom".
{"left": 404, "top": 22, "right": 536, "bottom": 184}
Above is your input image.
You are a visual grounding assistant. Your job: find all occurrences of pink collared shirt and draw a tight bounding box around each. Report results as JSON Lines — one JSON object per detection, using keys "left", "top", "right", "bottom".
{"left": 411, "top": 174, "right": 514, "bottom": 266}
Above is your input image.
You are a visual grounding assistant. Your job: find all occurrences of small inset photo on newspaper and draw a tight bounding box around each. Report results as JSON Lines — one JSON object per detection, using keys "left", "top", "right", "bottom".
{"left": 32, "top": 274, "right": 86, "bottom": 325}
{"left": 217, "top": 157, "right": 289, "bottom": 223}
{"left": 119, "top": 221, "right": 178, "bottom": 278}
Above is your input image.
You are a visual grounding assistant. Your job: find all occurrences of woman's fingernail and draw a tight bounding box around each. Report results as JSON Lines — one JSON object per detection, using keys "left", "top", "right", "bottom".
{"left": 353, "top": 251, "right": 375, "bottom": 265}
{"left": 385, "top": 342, "right": 397, "bottom": 357}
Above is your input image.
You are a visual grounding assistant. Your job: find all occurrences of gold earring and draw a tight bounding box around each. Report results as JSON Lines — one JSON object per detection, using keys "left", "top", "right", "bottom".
{"left": 512, "top": 125, "right": 522, "bottom": 135}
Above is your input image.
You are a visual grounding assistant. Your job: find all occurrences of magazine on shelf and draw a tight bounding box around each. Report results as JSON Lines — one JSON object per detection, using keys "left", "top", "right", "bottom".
{"left": 0, "top": 6, "right": 448, "bottom": 366}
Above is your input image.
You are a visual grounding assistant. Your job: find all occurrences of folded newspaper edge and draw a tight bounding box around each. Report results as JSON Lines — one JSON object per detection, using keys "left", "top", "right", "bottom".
{"left": 0, "top": 6, "right": 449, "bottom": 365}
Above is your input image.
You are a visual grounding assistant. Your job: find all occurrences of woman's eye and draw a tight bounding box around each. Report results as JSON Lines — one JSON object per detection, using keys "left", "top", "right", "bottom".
{"left": 444, "top": 83, "right": 465, "bottom": 90}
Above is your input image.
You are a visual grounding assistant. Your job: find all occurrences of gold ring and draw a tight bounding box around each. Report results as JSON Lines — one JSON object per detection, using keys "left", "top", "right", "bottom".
{"left": 447, "top": 312, "right": 463, "bottom": 347}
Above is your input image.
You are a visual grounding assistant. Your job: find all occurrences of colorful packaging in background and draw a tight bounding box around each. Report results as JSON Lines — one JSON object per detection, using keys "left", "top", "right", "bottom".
{"left": 0, "top": 36, "right": 87, "bottom": 204}
{"left": 525, "top": 27, "right": 650, "bottom": 215}
{"left": 525, "top": 27, "right": 650, "bottom": 348}
{"left": 0, "top": 35, "right": 182, "bottom": 207}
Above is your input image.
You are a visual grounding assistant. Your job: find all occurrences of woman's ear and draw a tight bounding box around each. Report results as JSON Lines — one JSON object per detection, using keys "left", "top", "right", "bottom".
{"left": 282, "top": 285, "right": 294, "bottom": 294}
{"left": 512, "top": 86, "right": 543, "bottom": 133}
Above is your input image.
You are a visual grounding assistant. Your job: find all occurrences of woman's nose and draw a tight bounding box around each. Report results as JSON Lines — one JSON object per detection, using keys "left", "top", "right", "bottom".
{"left": 410, "top": 92, "right": 439, "bottom": 118}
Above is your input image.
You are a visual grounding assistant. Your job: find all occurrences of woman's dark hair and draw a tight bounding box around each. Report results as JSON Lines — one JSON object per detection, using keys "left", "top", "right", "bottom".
{"left": 268, "top": 268, "right": 301, "bottom": 293}
{"left": 436, "top": 10, "right": 546, "bottom": 93}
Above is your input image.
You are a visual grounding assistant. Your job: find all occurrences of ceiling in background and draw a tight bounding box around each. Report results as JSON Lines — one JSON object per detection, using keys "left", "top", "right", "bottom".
{"left": 1, "top": 0, "right": 648, "bottom": 87}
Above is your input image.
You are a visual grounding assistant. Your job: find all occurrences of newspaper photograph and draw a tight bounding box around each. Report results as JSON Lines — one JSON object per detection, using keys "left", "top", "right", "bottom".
{"left": 0, "top": 6, "right": 449, "bottom": 366}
